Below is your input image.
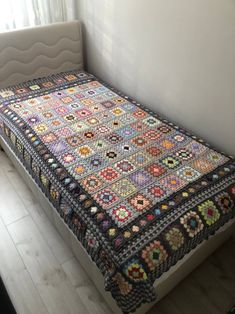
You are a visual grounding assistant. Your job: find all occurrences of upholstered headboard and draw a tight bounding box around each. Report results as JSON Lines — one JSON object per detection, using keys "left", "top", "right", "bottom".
{"left": 0, "top": 21, "right": 83, "bottom": 88}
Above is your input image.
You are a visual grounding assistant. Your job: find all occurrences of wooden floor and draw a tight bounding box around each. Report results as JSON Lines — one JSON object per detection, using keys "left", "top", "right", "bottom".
{"left": 0, "top": 149, "right": 234, "bottom": 314}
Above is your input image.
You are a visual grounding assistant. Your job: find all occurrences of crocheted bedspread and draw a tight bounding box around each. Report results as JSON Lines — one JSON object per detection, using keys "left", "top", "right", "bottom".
{"left": 0, "top": 70, "right": 234, "bottom": 313}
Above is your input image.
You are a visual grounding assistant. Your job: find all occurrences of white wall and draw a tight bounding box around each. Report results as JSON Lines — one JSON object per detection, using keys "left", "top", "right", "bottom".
{"left": 77, "top": 0, "right": 235, "bottom": 156}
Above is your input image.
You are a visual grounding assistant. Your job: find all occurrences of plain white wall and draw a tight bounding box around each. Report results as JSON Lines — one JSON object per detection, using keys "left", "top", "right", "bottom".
{"left": 77, "top": 0, "right": 235, "bottom": 156}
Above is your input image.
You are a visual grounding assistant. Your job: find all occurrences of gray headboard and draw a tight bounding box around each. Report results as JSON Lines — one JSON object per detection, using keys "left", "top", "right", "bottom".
{"left": 0, "top": 21, "right": 83, "bottom": 88}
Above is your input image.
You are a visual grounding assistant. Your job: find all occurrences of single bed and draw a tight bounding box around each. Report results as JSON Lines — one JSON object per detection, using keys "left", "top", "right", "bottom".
{"left": 0, "top": 21, "right": 235, "bottom": 314}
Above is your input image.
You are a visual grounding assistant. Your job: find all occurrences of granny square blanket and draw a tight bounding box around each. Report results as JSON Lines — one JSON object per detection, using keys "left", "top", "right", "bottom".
{"left": 0, "top": 70, "right": 235, "bottom": 313}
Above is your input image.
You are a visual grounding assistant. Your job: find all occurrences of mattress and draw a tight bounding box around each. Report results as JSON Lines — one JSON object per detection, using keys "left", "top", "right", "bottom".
{"left": 0, "top": 70, "right": 234, "bottom": 313}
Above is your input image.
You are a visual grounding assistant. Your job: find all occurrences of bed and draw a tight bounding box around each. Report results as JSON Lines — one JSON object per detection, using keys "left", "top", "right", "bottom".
{"left": 0, "top": 21, "right": 235, "bottom": 314}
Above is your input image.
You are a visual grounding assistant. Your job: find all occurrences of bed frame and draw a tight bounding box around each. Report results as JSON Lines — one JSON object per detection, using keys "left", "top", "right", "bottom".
{"left": 0, "top": 22, "right": 234, "bottom": 314}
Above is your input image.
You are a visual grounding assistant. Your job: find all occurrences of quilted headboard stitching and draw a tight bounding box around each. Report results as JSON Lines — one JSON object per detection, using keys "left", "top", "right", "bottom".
{"left": 0, "top": 21, "right": 83, "bottom": 88}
